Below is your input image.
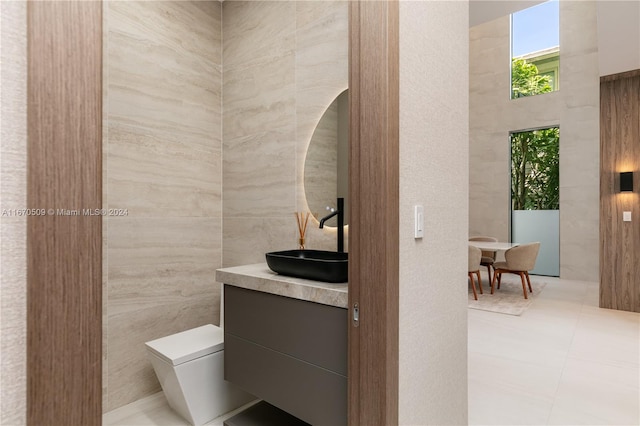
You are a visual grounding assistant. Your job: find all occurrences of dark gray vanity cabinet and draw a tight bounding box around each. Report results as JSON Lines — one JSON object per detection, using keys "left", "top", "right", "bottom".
{"left": 224, "top": 285, "right": 348, "bottom": 426}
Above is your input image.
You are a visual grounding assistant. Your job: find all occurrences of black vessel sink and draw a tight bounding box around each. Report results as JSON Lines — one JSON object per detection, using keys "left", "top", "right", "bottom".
{"left": 265, "top": 250, "right": 348, "bottom": 283}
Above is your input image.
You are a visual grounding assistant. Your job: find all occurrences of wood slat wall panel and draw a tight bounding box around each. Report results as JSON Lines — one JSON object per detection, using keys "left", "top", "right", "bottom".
{"left": 348, "top": 1, "right": 399, "bottom": 424}
{"left": 600, "top": 70, "right": 640, "bottom": 313}
{"left": 27, "top": 2, "right": 103, "bottom": 424}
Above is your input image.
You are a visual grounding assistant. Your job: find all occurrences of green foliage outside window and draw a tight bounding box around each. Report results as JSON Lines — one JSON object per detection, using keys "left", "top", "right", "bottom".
{"left": 510, "top": 58, "right": 559, "bottom": 211}
{"left": 511, "top": 58, "right": 552, "bottom": 99}
{"left": 511, "top": 128, "right": 559, "bottom": 210}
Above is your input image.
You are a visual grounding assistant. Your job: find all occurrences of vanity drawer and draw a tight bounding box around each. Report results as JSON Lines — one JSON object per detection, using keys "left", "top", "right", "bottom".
{"left": 224, "top": 333, "right": 347, "bottom": 426}
{"left": 224, "top": 285, "right": 347, "bottom": 376}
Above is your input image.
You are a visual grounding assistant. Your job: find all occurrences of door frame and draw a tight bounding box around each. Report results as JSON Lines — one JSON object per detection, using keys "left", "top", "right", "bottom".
{"left": 348, "top": 1, "right": 400, "bottom": 424}
{"left": 27, "top": 2, "right": 103, "bottom": 424}
{"left": 25, "top": 1, "right": 401, "bottom": 424}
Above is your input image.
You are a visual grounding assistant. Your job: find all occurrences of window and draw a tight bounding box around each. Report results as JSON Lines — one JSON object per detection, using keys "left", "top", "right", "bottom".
{"left": 510, "top": 127, "right": 560, "bottom": 277}
{"left": 510, "top": 127, "right": 559, "bottom": 210}
{"left": 511, "top": 0, "right": 559, "bottom": 99}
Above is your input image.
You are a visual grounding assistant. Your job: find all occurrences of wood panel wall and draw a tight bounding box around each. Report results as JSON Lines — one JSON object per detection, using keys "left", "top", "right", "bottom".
{"left": 27, "top": 2, "right": 103, "bottom": 424}
{"left": 348, "top": 1, "right": 399, "bottom": 424}
{"left": 600, "top": 69, "right": 640, "bottom": 313}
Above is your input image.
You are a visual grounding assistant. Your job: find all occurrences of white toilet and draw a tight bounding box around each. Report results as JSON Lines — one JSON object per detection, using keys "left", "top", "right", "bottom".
{"left": 145, "top": 324, "right": 254, "bottom": 426}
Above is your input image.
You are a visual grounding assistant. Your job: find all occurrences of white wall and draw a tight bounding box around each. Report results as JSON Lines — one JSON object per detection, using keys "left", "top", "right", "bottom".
{"left": 558, "top": 1, "right": 600, "bottom": 280}
{"left": 469, "top": 0, "right": 545, "bottom": 27}
{"left": 597, "top": 0, "right": 640, "bottom": 76}
{"left": 399, "top": 1, "right": 469, "bottom": 424}
{"left": 0, "top": 1, "right": 27, "bottom": 424}
{"left": 469, "top": 1, "right": 600, "bottom": 281}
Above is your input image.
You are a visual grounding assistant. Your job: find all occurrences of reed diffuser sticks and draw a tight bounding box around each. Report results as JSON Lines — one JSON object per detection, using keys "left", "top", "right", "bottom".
{"left": 295, "top": 212, "right": 311, "bottom": 250}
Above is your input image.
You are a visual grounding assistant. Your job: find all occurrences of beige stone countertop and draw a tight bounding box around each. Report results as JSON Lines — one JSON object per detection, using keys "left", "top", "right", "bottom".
{"left": 216, "top": 263, "right": 348, "bottom": 309}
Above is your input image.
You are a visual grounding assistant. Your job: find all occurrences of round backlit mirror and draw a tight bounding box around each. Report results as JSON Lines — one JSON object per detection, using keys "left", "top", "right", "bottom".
{"left": 303, "top": 90, "right": 348, "bottom": 227}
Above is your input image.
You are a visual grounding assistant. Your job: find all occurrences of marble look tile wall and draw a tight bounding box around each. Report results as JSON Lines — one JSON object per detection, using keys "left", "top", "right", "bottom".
{"left": 103, "top": 0, "right": 345, "bottom": 410}
{"left": 0, "top": 2, "right": 27, "bottom": 423}
{"left": 557, "top": 1, "right": 600, "bottom": 281}
{"left": 222, "top": 1, "right": 348, "bottom": 266}
{"left": 469, "top": 2, "right": 599, "bottom": 280}
{"left": 104, "top": 1, "right": 222, "bottom": 411}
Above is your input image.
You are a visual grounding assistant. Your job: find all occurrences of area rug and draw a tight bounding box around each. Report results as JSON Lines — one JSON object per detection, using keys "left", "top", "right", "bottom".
{"left": 468, "top": 276, "right": 547, "bottom": 316}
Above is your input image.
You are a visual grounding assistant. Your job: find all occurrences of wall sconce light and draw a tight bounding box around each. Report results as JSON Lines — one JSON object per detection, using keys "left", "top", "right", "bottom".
{"left": 620, "top": 172, "right": 634, "bottom": 192}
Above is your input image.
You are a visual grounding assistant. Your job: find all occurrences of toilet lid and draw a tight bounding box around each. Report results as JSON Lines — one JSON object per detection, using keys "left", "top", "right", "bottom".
{"left": 145, "top": 324, "right": 224, "bottom": 366}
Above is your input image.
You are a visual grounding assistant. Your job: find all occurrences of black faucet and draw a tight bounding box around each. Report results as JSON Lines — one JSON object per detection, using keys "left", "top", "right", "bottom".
{"left": 319, "top": 197, "right": 344, "bottom": 253}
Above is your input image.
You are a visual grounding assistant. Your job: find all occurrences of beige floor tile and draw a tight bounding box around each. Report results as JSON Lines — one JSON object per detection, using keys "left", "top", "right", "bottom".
{"left": 547, "top": 358, "right": 640, "bottom": 425}
{"left": 469, "top": 274, "right": 640, "bottom": 425}
{"left": 582, "top": 286, "right": 600, "bottom": 307}
{"left": 469, "top": 329, "right": 572, "bottom": 371}
{"left": 568, "top": 321, "right": 640, "bottom": 369}
{"left": 576, "top": 308, "right": 640, "bottom": 338}
{"left": 103, "top": 392, "right": 185, "bottom": 426}
{"left": 103, "top": 392, "right": 258, "bottom": 426}
{"left": 534, "top": 280, "right": 589, "bottom": 303}
{"left": 581, "top": 300, "right": 640, "bottom": 320}
{"left": 526, "top": 294, "right": 584, "bottom": 315}
{"left": 468, "top": 280, "right": 578, "bottom": 370}
{"left": 468, "top": 352, "right": 561, "bottom": 425}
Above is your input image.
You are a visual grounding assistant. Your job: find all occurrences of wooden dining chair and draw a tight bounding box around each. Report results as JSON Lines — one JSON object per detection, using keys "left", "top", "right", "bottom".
{"left": 468, "top": 245, "right": 483, "bottom": 300}
{"left": 491, "top": 242, "right": 540, "bottom": 299}
{"left": 469, "top": 236, "right": 498, "bottom": 285}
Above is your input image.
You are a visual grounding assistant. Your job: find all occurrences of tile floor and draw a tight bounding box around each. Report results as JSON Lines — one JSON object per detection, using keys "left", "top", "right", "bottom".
{"left": 469, "top": 274, "right": 640, "bottom": 425}
{"left": 103, "top": 393, "right": 258, "bottom": 426}
{"left": 104, "top": 274, "right": 640, "bottom": 425}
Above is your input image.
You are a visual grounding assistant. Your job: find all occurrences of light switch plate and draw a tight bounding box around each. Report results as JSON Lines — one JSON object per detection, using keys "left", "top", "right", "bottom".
{"left": 414, "top": 205, "right": 424, "bottom": 239}
{"left": 623, "top": 211, "right": 632, "bottom": 222}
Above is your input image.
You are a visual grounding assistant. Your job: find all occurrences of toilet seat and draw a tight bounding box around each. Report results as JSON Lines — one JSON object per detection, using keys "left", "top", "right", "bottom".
{"left": 145, "top": 324, "right": 224, "bottom": 366}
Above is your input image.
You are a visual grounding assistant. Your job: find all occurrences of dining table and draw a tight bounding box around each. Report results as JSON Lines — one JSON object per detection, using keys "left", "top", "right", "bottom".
{"left": 468, "top": 241, "right": 520, "bottom": 252}
{"left": 468, "top": 241, "right": 520, "bottom": 286}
